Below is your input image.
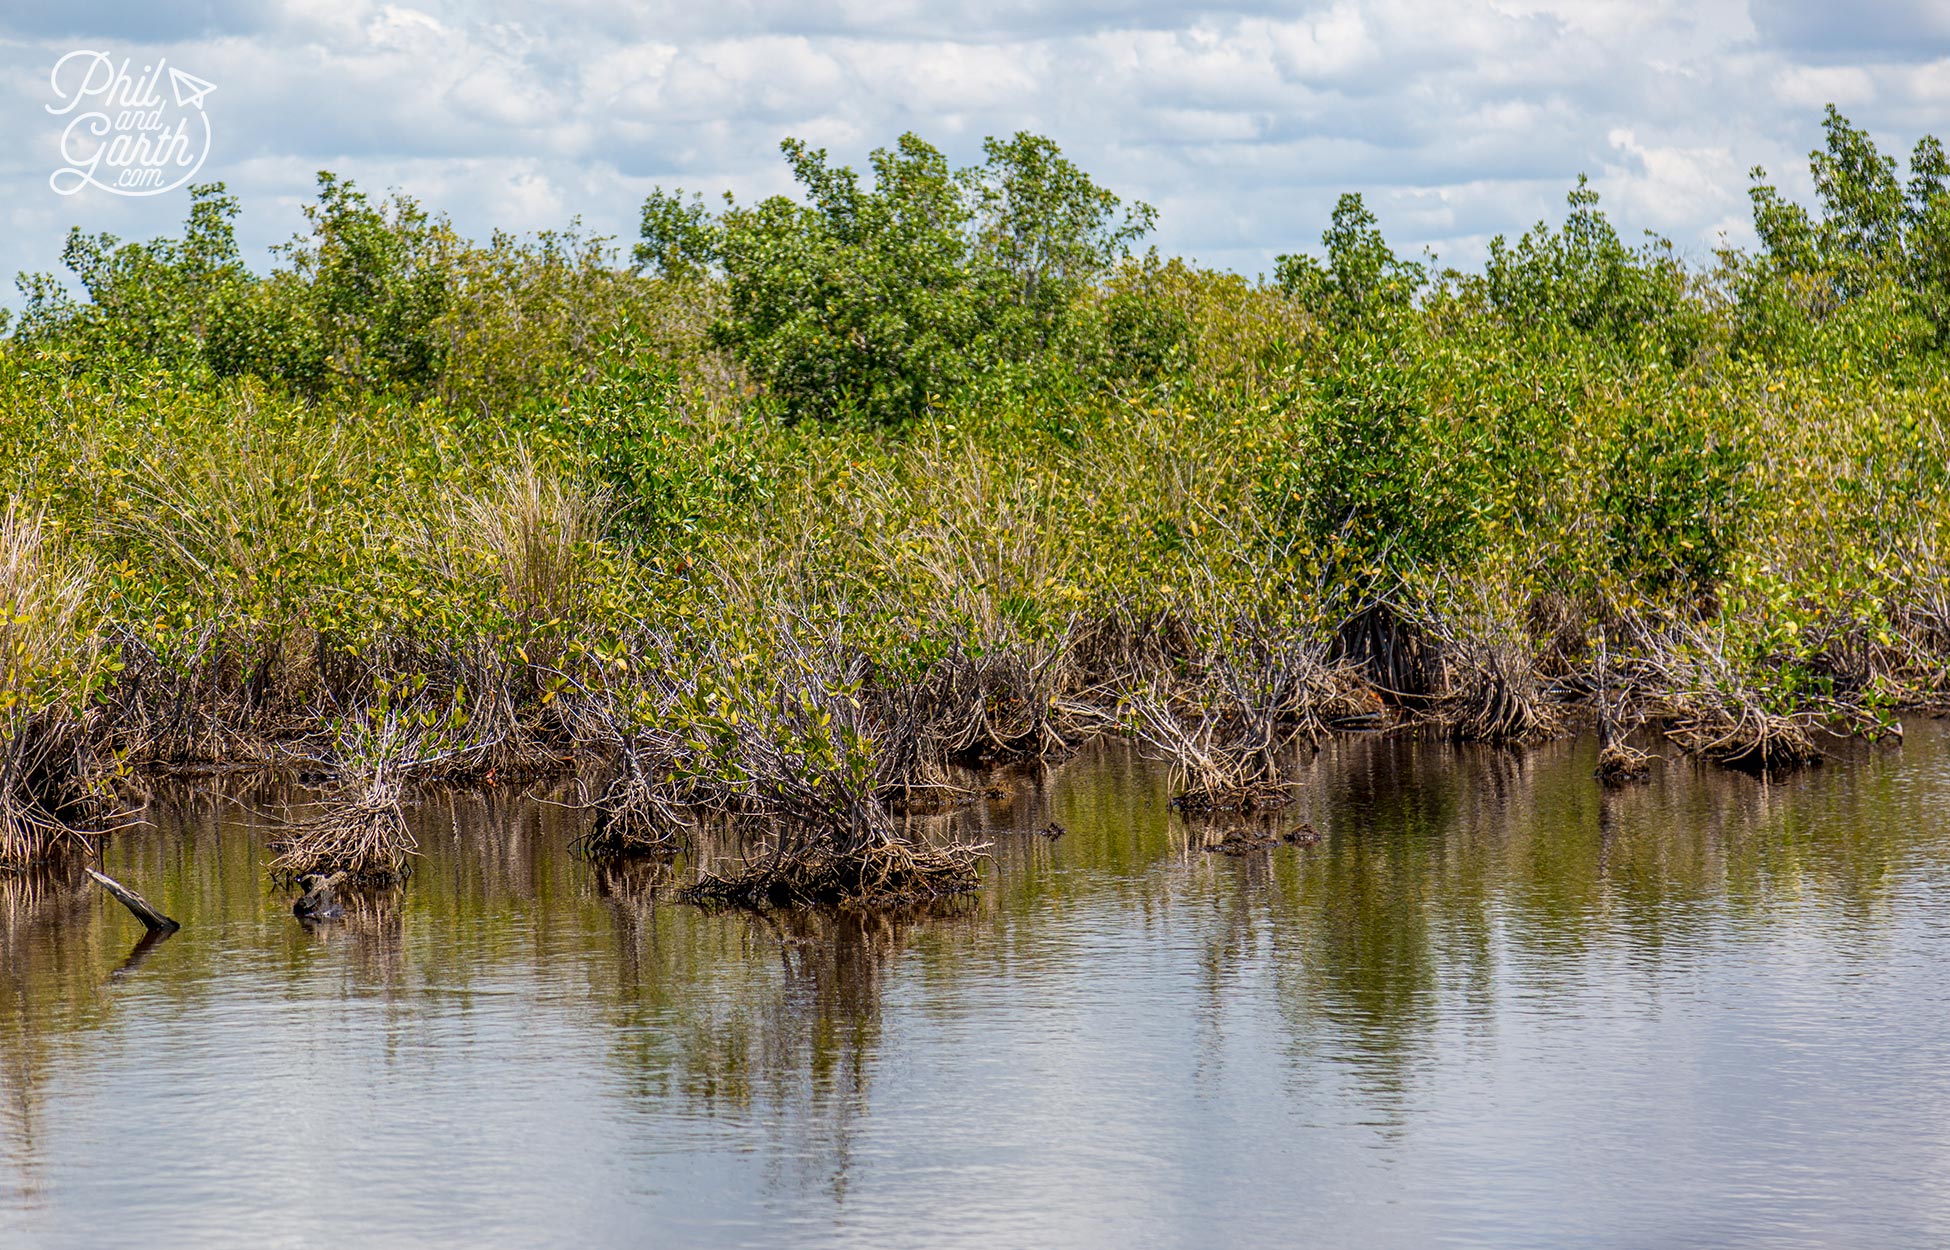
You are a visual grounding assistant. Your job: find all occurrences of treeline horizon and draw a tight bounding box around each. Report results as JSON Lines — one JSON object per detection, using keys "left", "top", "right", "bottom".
{"left": 9, "top": 104, "right": 1949, "bottom": 415}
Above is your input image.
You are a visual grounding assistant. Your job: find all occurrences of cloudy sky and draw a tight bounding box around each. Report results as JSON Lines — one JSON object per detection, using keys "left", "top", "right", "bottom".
{"left": 2, "top": 0, "right": 1947, "bottom": 304}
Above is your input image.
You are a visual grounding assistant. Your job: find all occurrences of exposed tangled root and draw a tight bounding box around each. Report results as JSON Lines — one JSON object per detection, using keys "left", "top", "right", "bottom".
{"left": 864, "top": 644, "right": 1085, "bottom": 810}
{"left": 1627, "top": 621, "right": 1829, "bottom": 774}
{"left": 0, "top": 505, "right": 124, "bottom": 866}
{"left": 0, "top": 711, "right": 126, "bottom": 870}
{"left": 1172, "top": 781, "right": 1293, "bottom": 813}
{"left": 1666, "top": 709, "right": 1820, "bottom": 773}
{"left": 1442, "top": 644, "right": 1559, "bottom": 744}
{"left": 1590, "top": 634, "right": 1652, "bottom": 783}
{"left": 270, "top": 773, "right": 418, "bottom": 884}
{"left": 423, "top": 730, "right": 576, "bottom": 787}
{"left": 1335, "top": 599, "right": 1442, "bottom": 704}
{"left": 682, "top": 831, "right": 985, "bottom": 908}
{"left": 860, "top": 670, "right": 968, "bottom": 813}
{"left": 574, "top": 752, "right": 689, "bottom": 857}
{"left": 1320, "top": 680, "right": 1391, "bottom": 728}
{"left": 923, "top": 649, "right": 1076, "bottom": 767}
{"left": 1110, "top": 615, "right": 1356, "bottom": 812}
{"left": 1069, "top": 610, "right": 1196, "bottom": 687}
{"left": 1595, "top": 741, "right": 1654, "bottom": 783}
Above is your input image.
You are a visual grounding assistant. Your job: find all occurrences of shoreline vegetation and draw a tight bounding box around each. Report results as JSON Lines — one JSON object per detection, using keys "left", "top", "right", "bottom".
{"left": 2, "top": 107, "right": 1947, "bottom": 905}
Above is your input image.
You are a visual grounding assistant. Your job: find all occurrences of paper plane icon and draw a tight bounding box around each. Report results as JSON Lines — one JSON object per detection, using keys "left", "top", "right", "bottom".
{"left": 168, "top": 67, "right": 217, "bottom": 110}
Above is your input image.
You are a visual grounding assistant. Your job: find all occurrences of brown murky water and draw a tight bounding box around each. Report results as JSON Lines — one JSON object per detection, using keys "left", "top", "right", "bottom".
{"left": 4, "top": 725, "right": 1950, "bottom": 1248}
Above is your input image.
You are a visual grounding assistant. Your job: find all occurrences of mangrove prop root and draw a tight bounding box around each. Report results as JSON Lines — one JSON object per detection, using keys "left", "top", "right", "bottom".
{"left": 1172, "top": 782, "right": 1293, "bottom": 813}
{"left": 574, "top": 757, "right": 689, "bottom": 858}
{"left": 1121, "top": 661, "right": 1315, "bottom": 817}
{"left": 1442, "top": 652, "right": 1559, "bottom": 745}
{"left": 0, "top": 710, "right": 127, "bottom": 869}
{"left": 1335, "top": 601, "right": 1442, "bottom": 704}
{"left": 683, "top": 834, "right": 986, "bottom": 909}
{"left": 269, "top": 777, "right": 418, "bottom": 885}
{"left": 1595, "top": 741, "right": 1653, "bottom": 784}
{"left": 1666, "top": 709, "right": 1820, "bottom": 773}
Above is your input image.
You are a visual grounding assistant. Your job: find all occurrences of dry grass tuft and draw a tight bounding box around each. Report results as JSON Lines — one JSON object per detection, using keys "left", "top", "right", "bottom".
{"left": 458, "top": 450, "right": 609, "bottom": 638}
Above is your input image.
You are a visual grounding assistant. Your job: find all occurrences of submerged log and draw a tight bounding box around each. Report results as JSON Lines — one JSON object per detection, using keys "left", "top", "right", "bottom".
{"left": 85, "top": 868, "right": 180, "bottom": 933}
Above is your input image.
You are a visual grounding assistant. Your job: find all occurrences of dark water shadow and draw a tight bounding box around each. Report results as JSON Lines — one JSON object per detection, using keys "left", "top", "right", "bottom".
{"left": 108, "top": 927, "right": 176, "bottom": 981}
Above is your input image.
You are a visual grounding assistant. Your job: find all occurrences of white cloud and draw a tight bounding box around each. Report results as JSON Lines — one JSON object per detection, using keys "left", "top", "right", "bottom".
{"left": 1602, "top": 128, "right": 1747, "bottom": 249}
{"left": 1774, "top": 65, "right": 1879, "bottom": 112}
{"left": 2, "top": 0, "right": 1947, "bottom": 299}
{"left": 1266, "top": 6, "right": 1379, "bottom": 82}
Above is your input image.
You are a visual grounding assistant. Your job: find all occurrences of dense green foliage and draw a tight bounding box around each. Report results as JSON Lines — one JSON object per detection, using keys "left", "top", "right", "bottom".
{"left": 4, "top": 107, "right": 1949, "bottom": 806}
{"left": 682, "top": 131, "right": 1155, "bottom": 424}
{"left": 1275, "top": 192, "right": 1426, "bottom": 327}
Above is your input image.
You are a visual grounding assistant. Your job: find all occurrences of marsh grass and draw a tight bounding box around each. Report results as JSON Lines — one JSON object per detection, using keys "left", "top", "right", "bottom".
{"left": 0, "top": 504, "right": 97, "bottom": 690}
{"left": 455, "top": 450, "right": 611, "bottom": 647}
